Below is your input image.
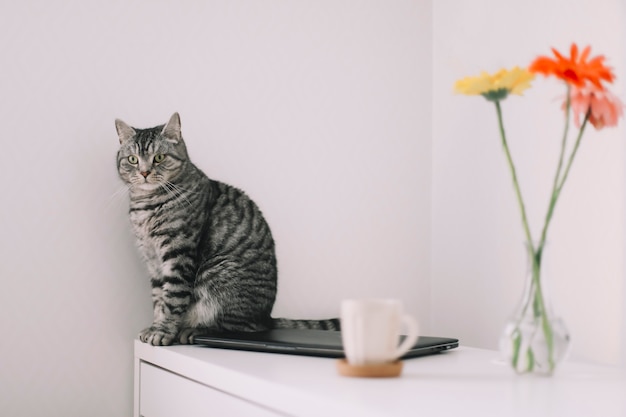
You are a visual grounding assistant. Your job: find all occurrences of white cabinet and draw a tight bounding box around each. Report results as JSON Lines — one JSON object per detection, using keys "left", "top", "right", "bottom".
{"left": 134, "top": 340, "right": 626, "bottom": 417}
{"left": 138, "top": 362, "right": 278, "bottom": 417}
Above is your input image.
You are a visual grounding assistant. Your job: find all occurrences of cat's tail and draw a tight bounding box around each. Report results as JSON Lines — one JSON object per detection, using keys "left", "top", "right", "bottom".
{"left": 271, "top": 317, "right": 341, "bottom": 331}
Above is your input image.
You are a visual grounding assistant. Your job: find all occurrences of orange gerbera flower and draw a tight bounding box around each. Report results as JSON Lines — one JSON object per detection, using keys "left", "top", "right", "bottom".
{"left": 529, "top": 43, "right": 615, "bottom": 89}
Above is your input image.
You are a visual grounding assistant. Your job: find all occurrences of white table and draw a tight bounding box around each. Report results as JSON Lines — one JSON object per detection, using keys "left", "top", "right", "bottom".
{"left": 134, "top": 339, "right": 626, "bottom": 417}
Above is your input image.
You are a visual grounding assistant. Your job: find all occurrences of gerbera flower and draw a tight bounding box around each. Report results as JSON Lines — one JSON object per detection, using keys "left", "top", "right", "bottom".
{"left": 454, "top": 67, "right": 534, "bottom": 101}
{"left": 568, "top": 84, "right": 624, "bottom": 130}
{"left": 529, "top": 43, "right": 615, "bottom": 89}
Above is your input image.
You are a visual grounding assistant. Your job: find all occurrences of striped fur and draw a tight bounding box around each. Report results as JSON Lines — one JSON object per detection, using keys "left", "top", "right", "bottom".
{"left": 116, "top": 113, "right": 339, "bottom": 346}
{"left": 272, "top": 318, "right": 340, "bottom": 330}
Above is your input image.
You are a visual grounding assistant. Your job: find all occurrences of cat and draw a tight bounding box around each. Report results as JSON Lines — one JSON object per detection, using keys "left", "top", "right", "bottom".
{"left": 116, "top": 113, "right": 340, "bottom": 346}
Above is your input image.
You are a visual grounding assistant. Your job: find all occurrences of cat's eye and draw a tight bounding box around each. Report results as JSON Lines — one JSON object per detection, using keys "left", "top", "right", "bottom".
{"left": 154, "top": 154, "right": 166, "bottom": 163}
{"left": 128, "top": 155, "right": 139, "bottom": 164}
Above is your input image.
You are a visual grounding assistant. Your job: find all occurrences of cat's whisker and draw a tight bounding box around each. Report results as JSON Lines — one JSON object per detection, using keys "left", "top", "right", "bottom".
{"left": 160, "top": 180, "right": 193, "bottom": 208}
{"left": 164, "top": 181, "right": 194, "bottom": 207}
{"left": 165, "top": 182, "right": 200, "bottom": 195}
{"left": 158, "top": 182, "right": 179, "bottom": 205}
{"left": 103, "top": 184, "right": 131, "bottom": 212}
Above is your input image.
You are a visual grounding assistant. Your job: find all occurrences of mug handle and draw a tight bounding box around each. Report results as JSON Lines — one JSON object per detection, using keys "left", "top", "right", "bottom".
{"left": 393, "top": 314, "right": 419, "bottom": 360}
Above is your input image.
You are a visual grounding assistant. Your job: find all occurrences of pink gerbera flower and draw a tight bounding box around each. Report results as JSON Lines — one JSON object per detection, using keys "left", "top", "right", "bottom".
{"left": 568, "top": 84, "right": 624, "bottom": 130}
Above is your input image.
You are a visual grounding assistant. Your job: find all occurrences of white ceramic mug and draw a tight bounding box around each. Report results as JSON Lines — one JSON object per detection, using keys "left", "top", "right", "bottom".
{"left": 340, "top": 299, "right": 419, "bottom": 365}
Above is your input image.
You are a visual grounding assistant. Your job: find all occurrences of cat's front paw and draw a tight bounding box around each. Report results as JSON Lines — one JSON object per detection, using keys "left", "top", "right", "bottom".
{"left": 178, "top": 327, "right": 207, "bottom": 345}
{"left": 139, "top": 326, "right": 177, "bottom": 346}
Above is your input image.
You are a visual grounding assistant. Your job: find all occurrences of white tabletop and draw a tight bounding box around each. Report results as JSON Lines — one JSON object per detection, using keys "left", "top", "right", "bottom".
{"left": 135, "top": 340, "right": 626, "bottom": 417}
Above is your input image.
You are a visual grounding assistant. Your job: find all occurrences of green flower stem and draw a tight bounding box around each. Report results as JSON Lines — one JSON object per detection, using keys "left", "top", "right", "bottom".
{"left": 538, "top": 110, "right": 591, "bottom": 252}
{"left": 548, "top": 85, "right": 572, "bottom": 213}
{"left": 494, "top": 101, "right": 535, "bottom": 252}
{"left": 557, "top": 115, "right": 589, "bottom": 193}
{"left": 535, "top": 113, "right": 590, "bottom": 372}
{"left": 532, "top": 248, "right": 555, "bottom": 372}
{"left": 517, "top": 243, "right": 553, "bottom": 373}
{"left": 529, "top": 109, "right": 589, "bottom": 373}
{"left": 536, "top": 87, "right": 571, "bottom": 257}
{"left": 495, "top": 99, "right": 542, "bottom": 372}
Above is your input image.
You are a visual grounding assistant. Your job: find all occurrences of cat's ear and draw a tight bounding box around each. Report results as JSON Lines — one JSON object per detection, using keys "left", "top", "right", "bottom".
{"left": 161, "top": 112, "right": 182, "bottom": 143}
{"left": 115, "top": 119, "right": 136, "bottom": 144}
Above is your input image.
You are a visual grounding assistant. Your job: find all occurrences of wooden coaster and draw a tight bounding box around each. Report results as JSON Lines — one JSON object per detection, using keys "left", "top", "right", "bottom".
{"left": 336, "top": 359, "right": 403, "bottom": 378}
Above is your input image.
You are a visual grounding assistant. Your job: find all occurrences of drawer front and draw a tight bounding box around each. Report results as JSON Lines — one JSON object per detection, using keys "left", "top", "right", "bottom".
{"left": 139, "top": 362, "right": 280, "bottom": 417}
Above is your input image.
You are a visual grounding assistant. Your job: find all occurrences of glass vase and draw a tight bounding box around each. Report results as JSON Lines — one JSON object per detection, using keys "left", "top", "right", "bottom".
{"left": 499, "top": 242, "right": 571, "bottom": 375}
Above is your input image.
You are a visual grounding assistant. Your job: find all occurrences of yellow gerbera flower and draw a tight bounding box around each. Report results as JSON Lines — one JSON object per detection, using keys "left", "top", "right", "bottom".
{"left": 454, "top": 67, "right": 534, "bottom": 101}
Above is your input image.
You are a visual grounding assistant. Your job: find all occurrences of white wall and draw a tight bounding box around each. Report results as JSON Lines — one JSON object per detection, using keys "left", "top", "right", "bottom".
{"left": 432, "top": 0, "right": 625, "bottom": 365}
{"left": 0, "top": 1, "right": 432, "bottom": 415}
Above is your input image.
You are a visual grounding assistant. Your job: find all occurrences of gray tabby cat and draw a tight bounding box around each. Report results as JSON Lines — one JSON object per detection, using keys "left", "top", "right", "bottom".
{"left": 116, "top": 113, "right": 339, "bottom": 346}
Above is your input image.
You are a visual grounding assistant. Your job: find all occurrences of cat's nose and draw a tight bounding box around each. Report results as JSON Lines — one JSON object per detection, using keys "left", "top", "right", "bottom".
{"left": 140, "top": 171, "right": 151, "bottom": 178}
